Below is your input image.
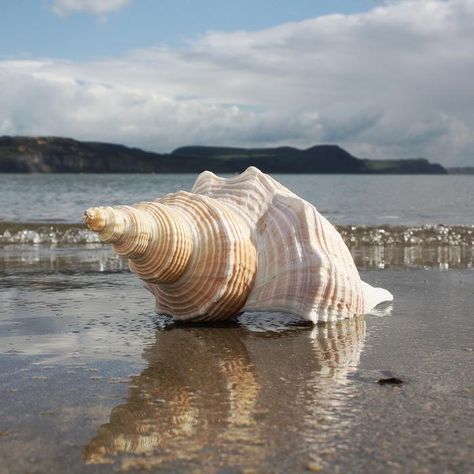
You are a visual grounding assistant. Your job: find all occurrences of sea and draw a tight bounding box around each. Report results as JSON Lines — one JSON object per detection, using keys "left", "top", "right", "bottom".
{"left": 0, "top": 173, "right": 473, "bottom": 473}
{"left": 1, "top": 173, "right": 473, "bottom": 225}
{"left": 1, "top": 174, "right": 473, "bottom": 270}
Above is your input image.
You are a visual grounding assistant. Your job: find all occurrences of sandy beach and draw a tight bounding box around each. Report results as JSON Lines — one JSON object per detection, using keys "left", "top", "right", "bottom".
{"left": 1, "top": 246, "right": 473, "bottom": 473}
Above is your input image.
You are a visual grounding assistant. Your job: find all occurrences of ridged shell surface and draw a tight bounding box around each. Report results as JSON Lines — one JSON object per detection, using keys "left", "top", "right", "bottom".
{"left": 84, "top": 166, "right": 392, "bottom": 322}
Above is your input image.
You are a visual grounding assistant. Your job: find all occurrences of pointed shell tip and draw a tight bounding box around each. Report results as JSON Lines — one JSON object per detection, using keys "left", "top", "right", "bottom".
{"left": 83, "top": 207, "right": 106, "bottom": 232}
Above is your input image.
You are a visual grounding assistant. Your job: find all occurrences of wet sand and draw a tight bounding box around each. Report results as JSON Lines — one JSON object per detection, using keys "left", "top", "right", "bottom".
{"left": 0, "top": 254, "right": 473, "bottom": 473}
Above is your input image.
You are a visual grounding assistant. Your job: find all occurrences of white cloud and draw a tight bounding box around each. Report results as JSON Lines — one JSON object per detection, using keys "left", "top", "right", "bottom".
{"left": 51, "top": 0, "right": 132, "bottom": 17}
{"left": 2, "top": 0, "right": 474, "bottom": 165}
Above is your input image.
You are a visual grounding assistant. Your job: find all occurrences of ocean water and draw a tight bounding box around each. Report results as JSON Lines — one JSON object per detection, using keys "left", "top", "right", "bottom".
{"left": 1, "top": 173, "right": 473, "bottom": 225}
{"left": 0, "top": 173, "right": 473, "bottom": 473}
{"left": 1, "top": 173, "right": 473, "bottom": 269}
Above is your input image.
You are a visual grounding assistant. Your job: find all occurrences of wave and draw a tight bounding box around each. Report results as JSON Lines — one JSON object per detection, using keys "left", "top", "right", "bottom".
{"left": 0, "top": 222, "right": 473, "bottom": 246}
{"left": 337, "top": 224, "right": 474, "bottom": 246}
{"left": 0, "top": 223, "right": 100, "bottom": 245}
{"left": 0, "top": 222, "right": 472, "bottom": 271}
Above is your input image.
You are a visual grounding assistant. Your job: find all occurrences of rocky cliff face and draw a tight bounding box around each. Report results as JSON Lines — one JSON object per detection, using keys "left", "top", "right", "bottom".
{"left": 0, "top": 136, "right": 447, "bottom": 174}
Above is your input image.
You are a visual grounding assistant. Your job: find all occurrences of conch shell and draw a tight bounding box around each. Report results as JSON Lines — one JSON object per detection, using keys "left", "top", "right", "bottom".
{"left": 84, "top": 167, "right": 392, "bottom": 322}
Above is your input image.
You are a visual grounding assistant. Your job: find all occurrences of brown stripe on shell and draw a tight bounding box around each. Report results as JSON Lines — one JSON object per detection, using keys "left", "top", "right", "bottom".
{"left": 146, "top": 192, "right": 257, "bottom": 321}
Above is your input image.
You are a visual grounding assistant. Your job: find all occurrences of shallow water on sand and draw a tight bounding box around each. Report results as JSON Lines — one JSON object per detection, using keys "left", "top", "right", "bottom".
{"left": 0, "top": 173, "right": 473, "bottom": 472}
{"left": 0, "top": 257, "right": 473, "bottom": 473}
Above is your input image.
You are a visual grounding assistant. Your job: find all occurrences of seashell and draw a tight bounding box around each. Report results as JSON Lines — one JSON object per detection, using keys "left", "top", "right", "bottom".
{"left": 84, "top": 166, "right": 392, "bottom": 322}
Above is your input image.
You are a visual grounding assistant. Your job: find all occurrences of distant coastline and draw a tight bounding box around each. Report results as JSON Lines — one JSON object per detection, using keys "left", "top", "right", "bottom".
{"left": 447, "top": 167, "right": 474, "bottom": 175}
{"left": 0, "top": 135, "right": 455, "bottom": 174}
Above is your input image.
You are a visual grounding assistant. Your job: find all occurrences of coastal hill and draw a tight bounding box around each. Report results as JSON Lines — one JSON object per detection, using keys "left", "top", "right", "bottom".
{"left": 0, "top": 136, "right": 447, "bottom": 174}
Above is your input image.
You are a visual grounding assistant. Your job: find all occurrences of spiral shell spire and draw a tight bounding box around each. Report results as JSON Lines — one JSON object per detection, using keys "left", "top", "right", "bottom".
{"left": 84, "top": 204, "right": 193, "bottom": 284}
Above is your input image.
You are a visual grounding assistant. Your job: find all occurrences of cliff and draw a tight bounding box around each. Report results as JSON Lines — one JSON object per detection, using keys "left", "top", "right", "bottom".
{"left": 0, "top": 136, "right": 447, "bottom": 174}
{"left": 364, "top": 158, "right": 447, "bottom": 174}
{"left": 171, "top": 144, "right": 367, "bottom": 173}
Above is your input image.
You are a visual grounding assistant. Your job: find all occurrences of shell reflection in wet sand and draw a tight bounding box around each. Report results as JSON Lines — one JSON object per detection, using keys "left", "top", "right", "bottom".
{"left": 83, "top": 316, "right": 366, "bottom": 471}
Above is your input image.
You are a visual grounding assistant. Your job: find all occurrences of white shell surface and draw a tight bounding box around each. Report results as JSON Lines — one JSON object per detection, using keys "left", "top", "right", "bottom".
{"left": 192, "top": 167, "right": 393, "bottom": 322}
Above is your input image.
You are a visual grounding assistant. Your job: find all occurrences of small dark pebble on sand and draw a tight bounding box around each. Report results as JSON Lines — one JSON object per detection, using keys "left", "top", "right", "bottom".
{"left": 377, "top": 377, "right": 404, "bottom": 385}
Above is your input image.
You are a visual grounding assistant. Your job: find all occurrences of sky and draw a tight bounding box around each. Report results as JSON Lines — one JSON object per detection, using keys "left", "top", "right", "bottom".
{"left": 0, "top": 0, "right": 473, "bottom": 165}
